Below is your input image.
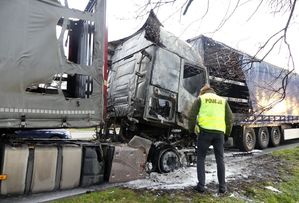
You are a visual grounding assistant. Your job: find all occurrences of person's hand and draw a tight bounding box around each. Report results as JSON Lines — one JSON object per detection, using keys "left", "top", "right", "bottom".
{"left": 194, "top": 125, "right": 200, "bottom": 135}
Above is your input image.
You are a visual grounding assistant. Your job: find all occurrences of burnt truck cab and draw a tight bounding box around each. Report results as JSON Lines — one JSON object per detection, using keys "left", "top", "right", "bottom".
{"left": 107, "top": 12, "right": 208, "bottom": 141}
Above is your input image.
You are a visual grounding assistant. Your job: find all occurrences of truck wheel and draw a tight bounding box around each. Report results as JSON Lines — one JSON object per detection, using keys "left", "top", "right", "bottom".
{"left": 239, "top": 128, "right": 256, "bottom": 151}
{"left": 157, "top": 148, "right": 181, "bottom": 173}
{"left": 269, "top": 127, "right": 281, "bottom": 147}
{"left": 256, "top": 127, "right": 269, "bottom": 149}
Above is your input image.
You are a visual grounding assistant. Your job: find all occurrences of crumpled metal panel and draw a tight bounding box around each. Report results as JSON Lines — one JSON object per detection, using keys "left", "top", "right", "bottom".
{"left": 0, "top": 0, "right": 105, "bottom": 128}
{"left": 107, "top": 144, "right": 147, "bottom": 183}
{"left": 128, "top": 135, "right": 153, "bottom": 156}
{"left": 159, "top": 28, "right": 204, "bottom": 67}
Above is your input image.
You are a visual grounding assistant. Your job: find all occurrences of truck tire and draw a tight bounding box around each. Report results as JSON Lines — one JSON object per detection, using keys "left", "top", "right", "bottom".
{"left": 256, "top": 127, "right": 269, "bottom": 149}
{"left": 239, "top": 128, "right": 256, "bottom": 152}
{"left": 149, "top": 143, "right": 181, "bottom": 173}
{"left": 158, "top": 148, "right": 181, "bottom": 173}
{"left": 269, "top": 127, "right": 281, "bottom": 147}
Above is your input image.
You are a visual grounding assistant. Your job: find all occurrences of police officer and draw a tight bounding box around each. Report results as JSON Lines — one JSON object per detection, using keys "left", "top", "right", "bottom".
{"left": 189, "top": 84, "right": 233, "bottom": 194}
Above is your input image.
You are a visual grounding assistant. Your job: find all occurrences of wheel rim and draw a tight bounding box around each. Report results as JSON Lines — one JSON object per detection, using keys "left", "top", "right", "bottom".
{"left": 245, "top": 131, "right": 255, "bottom": 150}
{"left": 159, "top": 150, "right": 180, "bottom": 173}
{"left": 257, "top": 128, "right": 269, "bottom": 149}
{"left": 272, "top": 129, "right": 281, "bottom": 144}
{"left": 261, "top": 131, "right": 267, "bottom": 143}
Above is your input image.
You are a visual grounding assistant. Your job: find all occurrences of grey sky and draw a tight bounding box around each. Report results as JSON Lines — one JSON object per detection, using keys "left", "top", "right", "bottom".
{"left": 68, "top": 0, "right": 299, "bottom": 71}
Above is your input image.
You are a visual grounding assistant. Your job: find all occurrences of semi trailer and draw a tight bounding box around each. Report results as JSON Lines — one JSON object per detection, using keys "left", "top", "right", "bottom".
{"left": 0, "top": 0, "right": 112, "bottom": 196}
{"left": 188, "top": 35, "right": 299, "bottom": 151}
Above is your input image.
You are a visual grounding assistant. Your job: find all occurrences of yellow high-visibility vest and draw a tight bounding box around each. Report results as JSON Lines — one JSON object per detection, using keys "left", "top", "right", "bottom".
{"left": 197, "top": 93, "right": 226, "bottom": 133}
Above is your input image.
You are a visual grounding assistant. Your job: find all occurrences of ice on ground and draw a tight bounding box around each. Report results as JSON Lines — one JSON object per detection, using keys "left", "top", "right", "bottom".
{"left": 124, "top": 151, "right": 255, "bottom": 190}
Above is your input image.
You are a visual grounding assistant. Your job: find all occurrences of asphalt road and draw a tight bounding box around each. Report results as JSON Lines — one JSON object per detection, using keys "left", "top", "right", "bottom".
{"left": 262, "top": 138, "right": 299, "bottom": 154}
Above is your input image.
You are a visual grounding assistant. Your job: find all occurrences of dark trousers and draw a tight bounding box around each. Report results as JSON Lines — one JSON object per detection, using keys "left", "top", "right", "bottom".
{"left": 197, "top": 131, "right": 226, "bottom": 192}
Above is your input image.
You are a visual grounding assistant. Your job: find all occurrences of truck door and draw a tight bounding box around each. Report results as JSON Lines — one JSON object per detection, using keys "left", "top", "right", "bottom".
{"left": 176, "top": 60, "right": 207, "bottom": 130}
{"left": 108, "top": 47, "right": 153, "bottom": 117}
{"left": 143, "top": 48, "right": 181, "bottom": 124}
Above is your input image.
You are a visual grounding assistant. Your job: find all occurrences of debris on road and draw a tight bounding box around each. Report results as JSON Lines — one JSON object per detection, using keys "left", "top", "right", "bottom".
{"left": 123, "top": 150, "right": 258, "bottom": 190}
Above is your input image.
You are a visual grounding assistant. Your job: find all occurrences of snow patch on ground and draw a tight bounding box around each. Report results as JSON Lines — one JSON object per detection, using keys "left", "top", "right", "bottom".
{"left": 265, "top": 186, "right": 282, "bottom": 193}
{"left": 124, "top": 150, "right": 262, "bottom": 190}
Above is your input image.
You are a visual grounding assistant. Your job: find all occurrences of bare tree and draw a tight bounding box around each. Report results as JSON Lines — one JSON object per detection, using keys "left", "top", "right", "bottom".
{"left": 135, "top": 0, "right": 297, "bottom": 67}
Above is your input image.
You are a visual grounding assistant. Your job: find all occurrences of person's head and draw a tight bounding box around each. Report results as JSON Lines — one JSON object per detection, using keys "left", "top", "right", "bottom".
{"left": 199, "top": 84, "right": 215, "bottom": 95}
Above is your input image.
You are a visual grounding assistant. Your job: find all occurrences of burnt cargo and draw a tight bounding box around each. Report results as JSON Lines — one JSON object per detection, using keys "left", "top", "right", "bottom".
{"left": 187, "top": 35, "right": 299, "bottom": 119}
{"left": 188, "top": 35, "right": 299, "bottom": 151}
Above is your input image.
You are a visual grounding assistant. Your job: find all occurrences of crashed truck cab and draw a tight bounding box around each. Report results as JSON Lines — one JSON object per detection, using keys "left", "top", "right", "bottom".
{"left": 107, "top": 12, "right": 208, "bottom": 172}
{"left": 108, "top": 12, "right": 208, "bottom": 138}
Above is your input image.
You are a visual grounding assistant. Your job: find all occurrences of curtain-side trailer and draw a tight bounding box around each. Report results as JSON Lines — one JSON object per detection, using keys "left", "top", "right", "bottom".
{"left": 0, "top": 0, "right": 107, "bottom": 196}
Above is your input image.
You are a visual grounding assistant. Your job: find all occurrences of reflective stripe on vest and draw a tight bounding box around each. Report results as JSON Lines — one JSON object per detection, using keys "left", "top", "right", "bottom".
{"left": 197, "top": 93, "right": 226, "bottom": 133}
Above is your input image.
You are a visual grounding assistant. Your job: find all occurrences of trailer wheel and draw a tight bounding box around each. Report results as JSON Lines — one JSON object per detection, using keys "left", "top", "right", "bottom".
{"left": 240, "top": 128, "right": 256, "bottom": 151}
{"left": 256, "top": 127, "right": 269, "bottom": 149}
{"left": 269, "top": 127, "right": 281, "bottom": 147}
{"left": 157, "top": 148, "right": 181, "bottom": 173}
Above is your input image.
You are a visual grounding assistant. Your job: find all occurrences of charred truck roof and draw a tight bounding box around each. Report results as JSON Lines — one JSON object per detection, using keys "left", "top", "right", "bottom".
{"left": 109, "top": 11, "right": 204, "bottom": 68}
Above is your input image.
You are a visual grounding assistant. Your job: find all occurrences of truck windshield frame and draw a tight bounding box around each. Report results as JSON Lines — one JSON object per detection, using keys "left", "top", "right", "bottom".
{"left": 182, "top": 64, "right": 206, "bottom": 97}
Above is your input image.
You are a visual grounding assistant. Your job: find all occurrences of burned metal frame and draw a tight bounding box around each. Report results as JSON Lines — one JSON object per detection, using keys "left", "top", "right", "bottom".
{"left": 107, "top": 11, "right": 208, "bottom": 141}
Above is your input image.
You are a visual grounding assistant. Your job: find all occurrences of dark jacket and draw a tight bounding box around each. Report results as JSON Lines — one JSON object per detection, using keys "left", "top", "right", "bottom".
{"left": 188, "top": 91, "right": 233, "bottom": 137}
